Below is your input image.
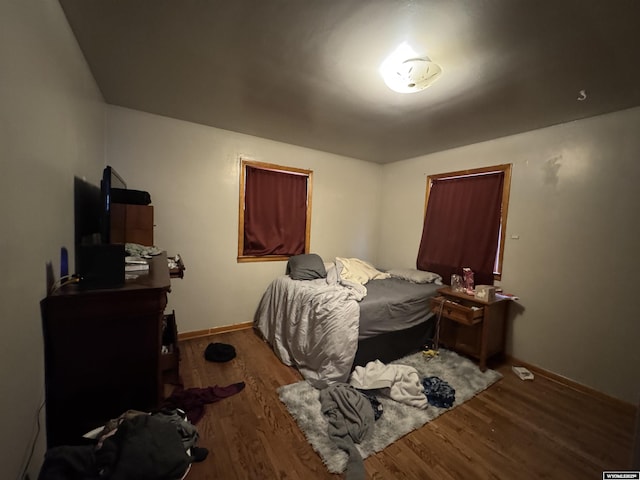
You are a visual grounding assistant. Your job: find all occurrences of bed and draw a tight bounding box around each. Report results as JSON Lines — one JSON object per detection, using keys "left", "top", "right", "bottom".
{"left": 254, "top": 255, "right": 442, "bottom": 387}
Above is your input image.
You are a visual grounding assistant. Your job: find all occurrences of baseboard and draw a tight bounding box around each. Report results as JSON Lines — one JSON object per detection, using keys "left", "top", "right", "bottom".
{"left": 178, "top": 321, "right": 253, "bottom": 340}
{"left": 507, "top": 355, "right": 637, "bottom": 415}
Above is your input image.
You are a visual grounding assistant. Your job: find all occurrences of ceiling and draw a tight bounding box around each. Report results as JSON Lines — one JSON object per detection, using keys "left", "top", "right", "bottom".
{"left": 58, "top": 0, "right": 640, "bottom": 164}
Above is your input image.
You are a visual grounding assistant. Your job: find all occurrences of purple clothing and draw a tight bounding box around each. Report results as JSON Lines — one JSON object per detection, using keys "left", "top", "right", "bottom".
{"left": 163, "top": 383, "right": 246, "bottom": 424}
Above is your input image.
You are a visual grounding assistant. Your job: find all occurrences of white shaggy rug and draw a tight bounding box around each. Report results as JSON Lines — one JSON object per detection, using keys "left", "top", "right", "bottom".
{"left": 277, "top": 349, "right": 502, "bottom": 474}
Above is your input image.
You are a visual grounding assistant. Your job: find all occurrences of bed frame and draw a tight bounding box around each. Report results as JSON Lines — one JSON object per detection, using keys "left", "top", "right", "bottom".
{"left": 351, "top": 316, "right": 436, "bottom": 369}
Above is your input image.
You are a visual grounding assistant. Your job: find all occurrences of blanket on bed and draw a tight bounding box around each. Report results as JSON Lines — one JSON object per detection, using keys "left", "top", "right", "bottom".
{"left": 254, "top": 275, "right": 364, "bottom": 387}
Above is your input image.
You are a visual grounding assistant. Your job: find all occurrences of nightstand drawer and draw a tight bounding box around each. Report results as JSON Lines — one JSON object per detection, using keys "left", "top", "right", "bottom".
{"left": 429, "top": 296, "right": 484, "bottom": 325}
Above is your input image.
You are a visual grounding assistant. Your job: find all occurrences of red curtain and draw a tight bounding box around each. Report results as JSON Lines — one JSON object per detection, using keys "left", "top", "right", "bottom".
{"left": 416, "top": 172, "right": 504, "bottom": 286}
{"left": 243, "top": 166, "right": 307, "bottom": 256}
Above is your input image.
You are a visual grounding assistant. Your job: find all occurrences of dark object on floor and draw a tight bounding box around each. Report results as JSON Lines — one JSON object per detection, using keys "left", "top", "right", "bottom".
{"left": 103, "top": 415, "right": 191, "bottom": 479}
{"left": 422, "top": 376, "right": 456, "bottom": 408}
{"left": 37, "top": 445, "right": 98, "bottom": 480}
{"left": 163, "top": 382, "right": 246, "bottom": 424}
{"left": 190, "top": 447, "right": 209, "bottom": 463}
{"left": 38, "top": 415, "right": 191, "bottom": 480}
{"left": 204, "top": 342, "right": 236, "bottom": 362}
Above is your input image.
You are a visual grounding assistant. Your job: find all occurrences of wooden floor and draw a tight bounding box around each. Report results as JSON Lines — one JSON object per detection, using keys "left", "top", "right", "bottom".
{"left": 178, "top": 328, "right": 636, "bottom": 480}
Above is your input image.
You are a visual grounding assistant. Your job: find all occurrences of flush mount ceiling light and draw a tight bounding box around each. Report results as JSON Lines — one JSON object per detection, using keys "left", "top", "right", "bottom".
{"left": 380, "top": 42, "right": 443, "bottom": 94}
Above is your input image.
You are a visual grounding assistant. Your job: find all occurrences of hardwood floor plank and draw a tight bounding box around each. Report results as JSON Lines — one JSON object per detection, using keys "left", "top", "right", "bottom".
{"left": 177, "top": 328, "right": 636, "bottom": 479}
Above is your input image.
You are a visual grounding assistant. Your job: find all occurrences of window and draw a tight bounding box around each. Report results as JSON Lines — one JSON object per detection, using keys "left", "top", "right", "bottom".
{"left": 416, "top": 164, "right": 511, "bottom": 284}
{"left": 238, "top": 159, "right": 313, "bottom": 262}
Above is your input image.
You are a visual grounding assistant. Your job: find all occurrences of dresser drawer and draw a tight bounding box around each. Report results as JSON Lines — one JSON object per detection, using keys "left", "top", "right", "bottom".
{"left": 429, "top": 296, "right": 483, "bottom": 325}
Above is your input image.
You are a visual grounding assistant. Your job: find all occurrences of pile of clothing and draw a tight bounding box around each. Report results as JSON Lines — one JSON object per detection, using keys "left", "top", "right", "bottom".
{"left": 319, "top": 360, "right": 456, "bottom": 480}
{"left": 350, "top": 360, "right": 456, "bottom": 409}
{"left": 38, "top": 409, "right": 203, "bottom": 480}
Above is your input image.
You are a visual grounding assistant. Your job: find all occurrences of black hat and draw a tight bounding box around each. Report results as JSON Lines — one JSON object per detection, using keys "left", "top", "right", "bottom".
{"left": 204, "top": 342, "right": 236, "bottom": 362}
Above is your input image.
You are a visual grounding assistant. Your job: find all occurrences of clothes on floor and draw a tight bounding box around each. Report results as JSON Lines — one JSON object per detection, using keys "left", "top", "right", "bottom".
{"left": 320, "top": 383, "right": 375, "bottom": 480}
{"left": 94, "top": 409, "right": 148, "bottom": 449}
{"left": 190, "top": 446, "right": 209, "bottom": 463}
{"left": 38, "top": 408, "right": 206, "bottom": 480}
{"left": 358, "top": 389, "right": 383, "bottom": 421}
{"left": 204, "top": 342, "right": 236, "bottom": 362}
{"left": 38, "top": 414, "right": 192, "bottom": 480}
{"left": 37, "top": 445, "right": 99, "bottom": 480}
{"left": 92, "top": 408, "right": 199, "bottom": 451}
{"left": 101, "top": 414, "right": 192, "bottom": 480}
{"left": 153, "top": 409, "right": 200, "bottom": 450}
{"left": 349, "top": 360, "right": 429, "bottom": 409}
{"left": 162, "top": 382, "right": 246, "bottom": 424}
{"left": 422, "top": 376, "right": 456, "bottom": 408}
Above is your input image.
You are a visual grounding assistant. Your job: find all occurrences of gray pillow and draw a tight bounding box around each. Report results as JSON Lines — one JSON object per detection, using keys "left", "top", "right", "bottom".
{"left": 387, "top": 268, "right": 443, "bottom": 284}
{"left": 286, "top": 254, "right": 327, "bottom": 280}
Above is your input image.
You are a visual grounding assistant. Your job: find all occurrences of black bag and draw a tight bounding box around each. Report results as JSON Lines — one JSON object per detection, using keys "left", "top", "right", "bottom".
{"left": 111, "top": 187, "right": 151, "bottom": 205}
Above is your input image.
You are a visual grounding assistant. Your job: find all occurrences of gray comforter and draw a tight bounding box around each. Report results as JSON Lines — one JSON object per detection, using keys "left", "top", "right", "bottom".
{"left": 254, "top": 275, "right": 363, "bottom": 388}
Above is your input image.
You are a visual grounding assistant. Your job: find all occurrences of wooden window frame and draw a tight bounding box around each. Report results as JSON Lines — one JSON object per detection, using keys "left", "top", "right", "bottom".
{"left": 423, "top": 163, "right": 512, "bottom": 280}
{"left": 237, "top": 159, "right": 313, "bottom": 263}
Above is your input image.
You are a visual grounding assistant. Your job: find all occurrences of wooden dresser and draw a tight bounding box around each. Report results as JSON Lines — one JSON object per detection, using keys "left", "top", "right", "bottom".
{"left": 40, "top": 252, "right": 179, "bottom": 447}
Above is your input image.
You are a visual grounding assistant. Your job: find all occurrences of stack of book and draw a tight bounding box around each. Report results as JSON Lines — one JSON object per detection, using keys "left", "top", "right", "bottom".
{"left": 125, "top": 256, "right": 149, "bottom": 272}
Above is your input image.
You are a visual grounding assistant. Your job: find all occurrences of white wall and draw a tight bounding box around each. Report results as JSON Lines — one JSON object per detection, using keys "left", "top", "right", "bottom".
{"left": 106, "top": 106, "right": 382, "bottom": 333}
{"left": 378, "top": 106, "right": 640, "bottom": 404}
{"left": 0, "top": 1, "right": 105, "bottom": 478}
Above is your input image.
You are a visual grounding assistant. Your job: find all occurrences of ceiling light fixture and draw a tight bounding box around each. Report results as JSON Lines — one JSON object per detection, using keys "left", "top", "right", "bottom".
{"left": 380, "top": 42, "right": 442, "bottom": 94}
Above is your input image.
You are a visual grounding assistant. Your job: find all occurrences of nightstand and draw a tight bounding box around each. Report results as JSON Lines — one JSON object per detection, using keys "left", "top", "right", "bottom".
{"left": 429, "top": 287, "right": 510, "bottom": 371}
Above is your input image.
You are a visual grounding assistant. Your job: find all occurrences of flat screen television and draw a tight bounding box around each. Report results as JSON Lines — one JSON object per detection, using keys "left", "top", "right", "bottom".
{"left": 100, "top": 165, "right": 127, "bottom": 244}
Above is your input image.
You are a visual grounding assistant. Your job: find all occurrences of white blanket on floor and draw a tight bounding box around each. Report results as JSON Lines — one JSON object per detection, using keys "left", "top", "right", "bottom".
{"left": 349, "top": 360, "right": 428, "bottom": 410}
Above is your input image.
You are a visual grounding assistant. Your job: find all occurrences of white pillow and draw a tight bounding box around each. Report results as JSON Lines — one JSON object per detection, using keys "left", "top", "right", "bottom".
{"left": 335, "top": 257, "right": 390, "bottom": 285}
{"left": 387, "top": 268, "right": 443, "bottom": 285}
